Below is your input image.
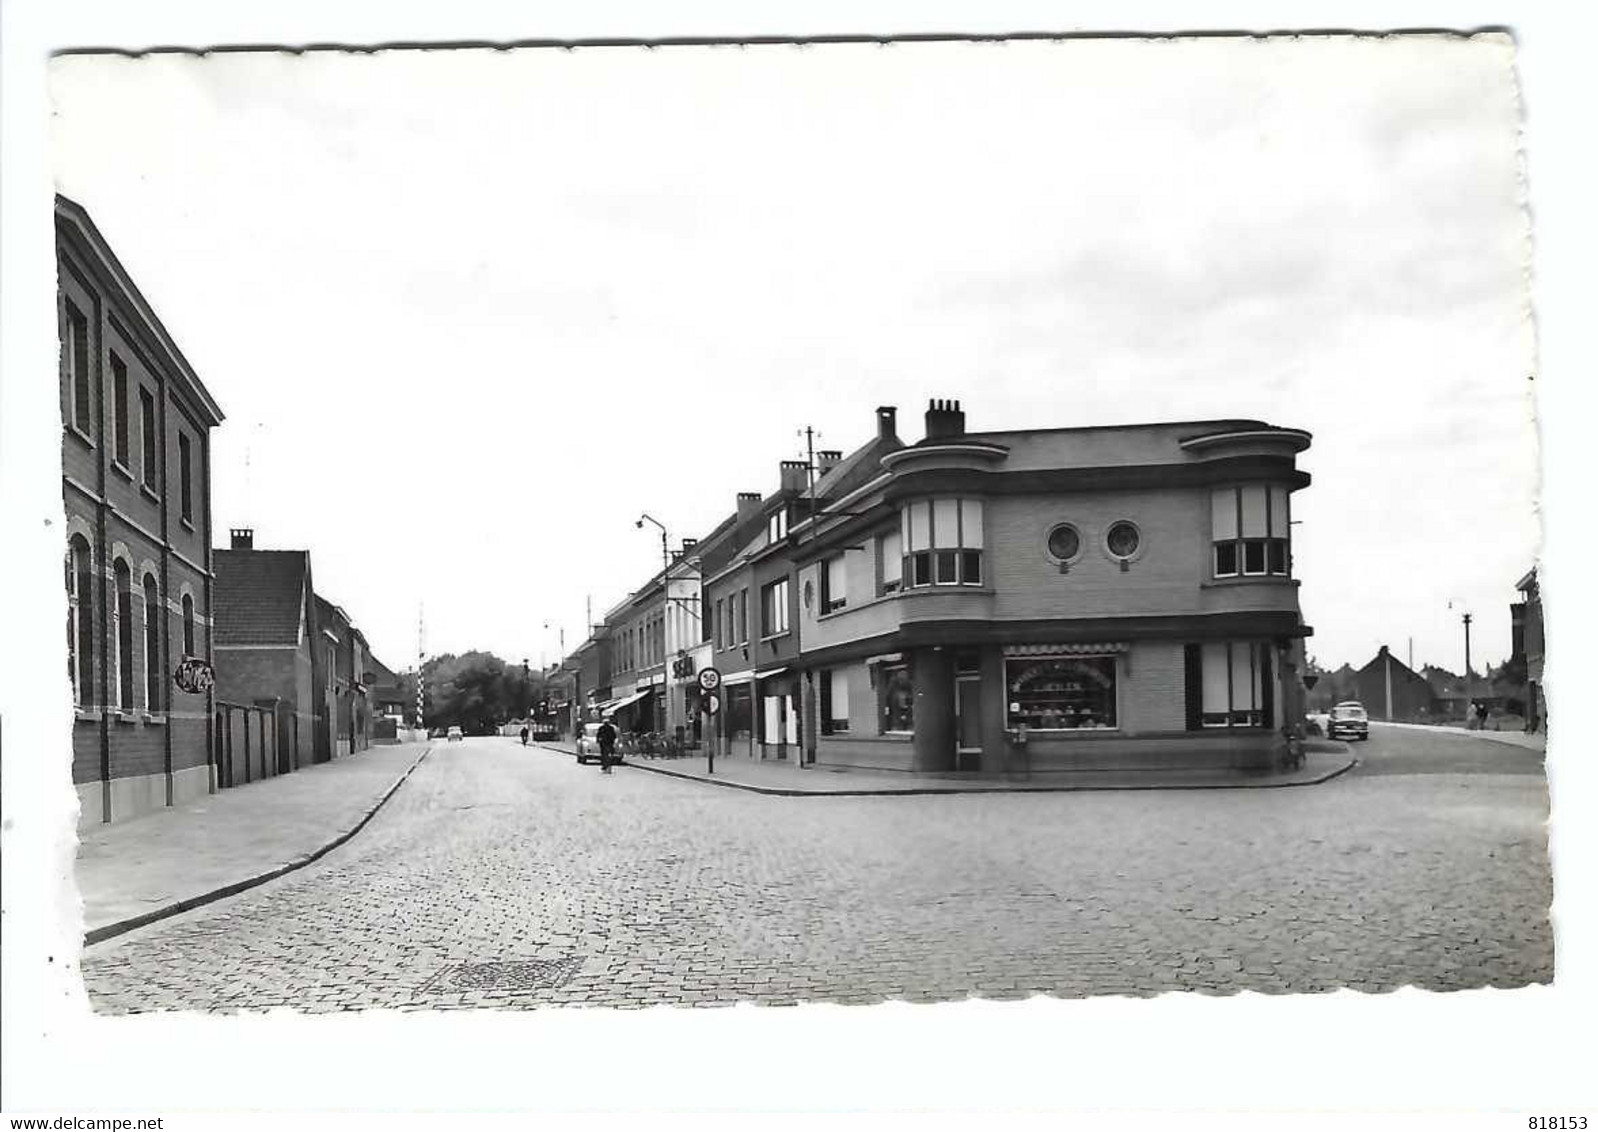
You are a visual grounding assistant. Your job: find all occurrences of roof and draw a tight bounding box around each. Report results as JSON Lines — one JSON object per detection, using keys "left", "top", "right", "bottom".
{"left": 55, "top": 195, "right": 225, "bottom": 427}
{"left": 213, "top": 550, "right": 310, "bottom": 646}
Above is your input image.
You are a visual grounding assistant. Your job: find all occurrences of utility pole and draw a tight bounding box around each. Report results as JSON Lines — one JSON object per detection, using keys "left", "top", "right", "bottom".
{"left": 1463, "top": 612, "right": 1475, "bottom": 721}
{"left": 415, "top": 604, "right": 425, "bottom": 734}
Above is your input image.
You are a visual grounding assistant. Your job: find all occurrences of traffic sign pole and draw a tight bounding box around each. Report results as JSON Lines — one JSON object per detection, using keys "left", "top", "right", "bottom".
{"left": 697, "top": 669, "right": 722, "bottom": 775}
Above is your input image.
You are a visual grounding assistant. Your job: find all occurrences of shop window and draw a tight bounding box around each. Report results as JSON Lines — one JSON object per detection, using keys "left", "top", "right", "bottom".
{"left": 820, "top": 668, "right": 850, "bottom": 734}
{"left": 1187, "top": 641, "right": 1274, "bottom": 729}
{"left": 901, "top": 497, "right": 984, "bottom": 588}
{"left": 143, "top": 573, "right": 162, "bottom": 711}
{"left": 879, "top": 664, "right": 914, "bottom": 733}
{"left": 1005, "top": 655, "right": 1118, "bottom": 730}
{"left": 1211, "top": 486, "right": 1290, "bottom": 578}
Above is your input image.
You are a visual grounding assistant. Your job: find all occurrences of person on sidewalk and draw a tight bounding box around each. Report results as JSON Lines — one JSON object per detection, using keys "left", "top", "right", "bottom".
{"left": 519, "top": 724, "right": 529, "bottom": 747}
{"left": 597, "top": 717, "right": 618, "bottom": 774}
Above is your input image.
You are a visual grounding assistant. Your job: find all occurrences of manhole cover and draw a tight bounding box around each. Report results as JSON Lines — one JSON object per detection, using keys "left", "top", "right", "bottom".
{"left": 421, "top": 957, "right": 584, "bottom": 993}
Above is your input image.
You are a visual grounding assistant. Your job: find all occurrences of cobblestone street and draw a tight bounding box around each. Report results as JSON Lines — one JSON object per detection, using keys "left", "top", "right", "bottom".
{"left": 80, "top": 730, "right": 1554, "bottom": 1013}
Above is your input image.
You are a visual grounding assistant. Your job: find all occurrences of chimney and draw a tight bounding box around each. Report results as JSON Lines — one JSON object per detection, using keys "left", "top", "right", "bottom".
{"left": 681, "top": 537, "right": 699, "bottom": 553}
{"left": 736, "top": 492, "right": 762, "bottom": 526}
{"left": 779, "top": 460, "right": 809, "bottom": 494}
{"left": 230, "top": 528, "right": 254, "bottom": 550}
{"left": 876, "top": 405, "right": 898, "bottom": 441}
{"left": 817, "top": 450, "right": 843, "bottom": 476}
{"left": 924, "top": 398, "right": 967, "bottom": 442}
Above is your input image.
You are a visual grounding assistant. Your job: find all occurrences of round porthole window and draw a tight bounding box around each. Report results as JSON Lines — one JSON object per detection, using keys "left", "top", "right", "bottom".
{"left": 1046, "top": 523, "right": 1082, "bottom": 563}
{"left": 1105, "top": 520, "right": 1142, "bottom": 560}
{"left": 802, "top": 580, "right": 815, "bottom": 610}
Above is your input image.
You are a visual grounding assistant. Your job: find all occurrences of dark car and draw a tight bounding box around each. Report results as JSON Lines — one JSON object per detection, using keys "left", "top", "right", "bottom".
{"left": 1327, "top": 702, "right": 1370, "bottom": 741}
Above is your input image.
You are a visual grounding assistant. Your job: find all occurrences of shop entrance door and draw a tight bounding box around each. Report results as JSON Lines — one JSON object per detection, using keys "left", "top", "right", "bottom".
{"left": 955, "top": 675, "right": 983, "bottom": 772}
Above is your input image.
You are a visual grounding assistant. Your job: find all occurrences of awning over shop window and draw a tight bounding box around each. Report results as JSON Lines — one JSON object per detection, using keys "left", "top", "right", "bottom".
{"left": 755, "top": 666, "right": 789, "bottom": 681}
{"left": 598, "top": 688, "right": 651, "bottom": 714}
{"left": 718, "top": 669, "right": 755, "bottom": 684}
{"left": 1003, "top": 642, "right": 1129, "bottom": 657}
{"left": 865, "top": 653, "right": 904, "bottom": 666}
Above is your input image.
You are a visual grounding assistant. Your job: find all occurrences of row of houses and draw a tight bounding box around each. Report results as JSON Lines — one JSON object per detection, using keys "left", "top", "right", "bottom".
{"left": 1312, "top": 568, "right": 1546, "bottom": 727}
{"left": 549, "top": 400, "right": 1317, "bottom": 776}
{"left": 57, "top": 195, "right": 402, "bottom": 828}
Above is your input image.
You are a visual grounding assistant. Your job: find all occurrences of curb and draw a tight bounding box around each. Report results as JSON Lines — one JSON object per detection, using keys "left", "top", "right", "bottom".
{"left": 83, "top": 744, "right": 435, "bottom": 947}
{"left": 615, "top": 752, "right": 1360, "bottom": 798}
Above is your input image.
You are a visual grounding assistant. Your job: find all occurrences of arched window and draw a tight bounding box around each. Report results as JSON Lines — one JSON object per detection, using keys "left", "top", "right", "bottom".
{"left": 112, "top": 559, "right": 133, "bottom": 710}
{"left": 182, "top": 592, "right": 196, "bottom": 657}
{"left": 143, "top": 573, "right": 162, "bottom": 711}
{"left": 66, "top": 536, "right": 93, "bottom": 704}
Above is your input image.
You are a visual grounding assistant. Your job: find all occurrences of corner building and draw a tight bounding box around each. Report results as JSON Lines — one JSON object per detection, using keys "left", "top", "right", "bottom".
{"left": 792, "top": 401, "right": 1313, "bottom": 774}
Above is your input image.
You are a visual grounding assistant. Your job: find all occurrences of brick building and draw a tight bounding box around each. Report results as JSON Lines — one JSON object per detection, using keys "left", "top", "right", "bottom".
{"left": 58, "top": 195, "right": 226, "bottom": 827}
{"left": 788, "top": 401, "right": 1313, "bottom": 773}
{"left": 214, "top": 529, "right": 384, "bottom": 765}
{"left": 213, "top": 531, "right": 322, "bottom": 769}
{"left": 1513, "top": 567, "right": 1545, "bottom": 731}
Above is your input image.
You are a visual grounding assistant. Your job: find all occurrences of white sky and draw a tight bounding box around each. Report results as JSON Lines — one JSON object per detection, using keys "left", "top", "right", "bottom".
{"left": 48, "top": 35, "right": 1537, "bottom": 674}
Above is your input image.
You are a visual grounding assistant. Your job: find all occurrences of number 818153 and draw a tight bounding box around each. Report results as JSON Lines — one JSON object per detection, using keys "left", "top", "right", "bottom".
{"left": 1529, "top": 1119, "right": 1588, "bottom": 1130}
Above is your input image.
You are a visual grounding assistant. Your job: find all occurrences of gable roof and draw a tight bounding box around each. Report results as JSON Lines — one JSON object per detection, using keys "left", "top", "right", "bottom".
{"left": 214, "top": 550, "right": 310, "bottom": 646}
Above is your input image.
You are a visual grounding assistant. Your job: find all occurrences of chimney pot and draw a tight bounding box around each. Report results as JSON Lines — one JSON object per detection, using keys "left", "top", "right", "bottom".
{"left": 230, "top": 528, "right": 254, "bottom": 550}
{"left": 923, "top": 398, "right": 967, "bottom": 442}
{"left": 876, "top": 405, "right": 898, "bottom": 440}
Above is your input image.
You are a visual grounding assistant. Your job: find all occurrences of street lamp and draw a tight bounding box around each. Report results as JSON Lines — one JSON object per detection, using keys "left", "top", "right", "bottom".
{"left": 637, "top": 513, "right": 671, "bottom": 736}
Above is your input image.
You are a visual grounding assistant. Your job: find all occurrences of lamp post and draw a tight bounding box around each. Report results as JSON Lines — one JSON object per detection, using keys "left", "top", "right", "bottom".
{"left": 637, "top": 513, "right": 671, "bottom": 736}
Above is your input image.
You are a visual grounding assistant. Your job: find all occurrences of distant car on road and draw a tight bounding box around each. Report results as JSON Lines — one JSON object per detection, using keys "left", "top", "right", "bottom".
{"left": 1326, "top": 702, "right": 1369, "bottom": 741}
{"left": 446, "top": 726, "right": 464, "bottom": 742}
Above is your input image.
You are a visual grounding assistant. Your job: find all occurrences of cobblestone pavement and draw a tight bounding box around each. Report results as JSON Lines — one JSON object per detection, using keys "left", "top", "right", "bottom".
{"left": 80, "top": 734, "right": 1553, "bottom": 1013}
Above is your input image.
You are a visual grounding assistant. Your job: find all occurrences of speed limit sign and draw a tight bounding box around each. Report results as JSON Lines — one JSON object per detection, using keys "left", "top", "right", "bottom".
{"left": 697, "top": 667, "right": 722, "bottom": 692}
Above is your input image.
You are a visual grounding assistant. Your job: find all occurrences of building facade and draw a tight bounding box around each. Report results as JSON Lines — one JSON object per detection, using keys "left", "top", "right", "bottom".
{"left": 1513, "top": 567, "right": 1545, "bottom": 731}
{"left": 1350, "top": 646, "right": 1438, "bottom": 722}
{"left": 789, "top": 402, "right": 1313, "bottom": 774}
{"left": 58, "top": 195, "right": 226, "bottom": 827}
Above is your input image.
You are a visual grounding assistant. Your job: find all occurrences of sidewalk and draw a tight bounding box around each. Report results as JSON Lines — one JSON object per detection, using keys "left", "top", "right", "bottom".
{"left": 1372, "top": 720, "right": 1548, "bottom": 753}
{"left": 77, "top": 741, "right": 432, "bottom": 944}
{"left": 533, "top": 740, "right": 1355, "bottom": 796}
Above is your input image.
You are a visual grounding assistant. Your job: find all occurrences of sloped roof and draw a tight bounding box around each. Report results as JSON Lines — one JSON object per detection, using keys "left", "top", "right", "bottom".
{"left": 214, "top": 550, "right": 309, "bottom": 646}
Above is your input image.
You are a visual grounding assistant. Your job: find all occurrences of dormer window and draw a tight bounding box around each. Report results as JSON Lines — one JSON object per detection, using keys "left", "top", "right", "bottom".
{"left": 768, "top": 507, "right": 788, "bottom": 544}
{"left": 1212, "top": 486, "right": 1290, "bottom": 578}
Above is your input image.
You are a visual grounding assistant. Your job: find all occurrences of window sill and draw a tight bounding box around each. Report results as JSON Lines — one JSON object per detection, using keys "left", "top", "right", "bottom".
{"left": 142, "top": 712, "right": 167, "bottom": 725}
{"left": 878, "top": 730, "right": 914, "bottom": 740}
{"left": 74, "top": 707, "right": 99, "bottom": 722}
{"left": 1009, "top": 726, "right": 1122, "bottom": 737}
{"left": 139, "top": 483, "right": 161, "bottom": 504}
{"left": 1202, "top": 576, "right": 1298, "bottom": 589}
{"left": 64, "top": 424, "right": 96, "bottom": 449}
{"left": 111, "top": 460, "right": 133, "bottom": 482}
{"left": 180, "top": 517, "right": 196, "bottom": 533}
{"left": 112, "top": 710, "right": 139, "bottom": 725}
{"left": 760, "top": 632, "right": 791, "bottom": 644}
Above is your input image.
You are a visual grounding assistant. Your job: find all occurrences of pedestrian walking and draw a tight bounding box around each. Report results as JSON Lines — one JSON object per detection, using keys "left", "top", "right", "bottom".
{"left": 597, "top": 717, "right": 618, "bottom": 774}
{"left": 1475, "top": 701, "right": 1489, "bottom": 731}
{"left": 519, "top": 724, "right": 529, "bottom": 747}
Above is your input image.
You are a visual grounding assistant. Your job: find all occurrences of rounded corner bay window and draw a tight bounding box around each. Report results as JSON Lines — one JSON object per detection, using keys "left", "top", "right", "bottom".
{"left": 900, "top": 498, "right": 983, "bottom": 588}
{"left": 1006, "top": 655, "right": 1118, "bottom": 731}
{"left": 1045, "top": 523, "right": 1082, "bottom": 563}
{"left": 1104, "top": 521, "right": 1141, "bottom": 560}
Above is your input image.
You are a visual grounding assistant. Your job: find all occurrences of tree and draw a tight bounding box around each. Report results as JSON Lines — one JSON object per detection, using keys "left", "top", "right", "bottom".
{"left": 417, "top": 650, "right": 548, "bottom": 733}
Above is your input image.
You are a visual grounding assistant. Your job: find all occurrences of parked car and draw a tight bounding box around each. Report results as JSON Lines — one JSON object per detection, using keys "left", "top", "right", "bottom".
{"left": 1326, "top": 702, "right": 1369, "bottom": 741}
{"left": 446, "top": 725, "right": 464, "bottom": 742}
{"left": 575, "top": 722, "right": 622, "bottom": 765}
